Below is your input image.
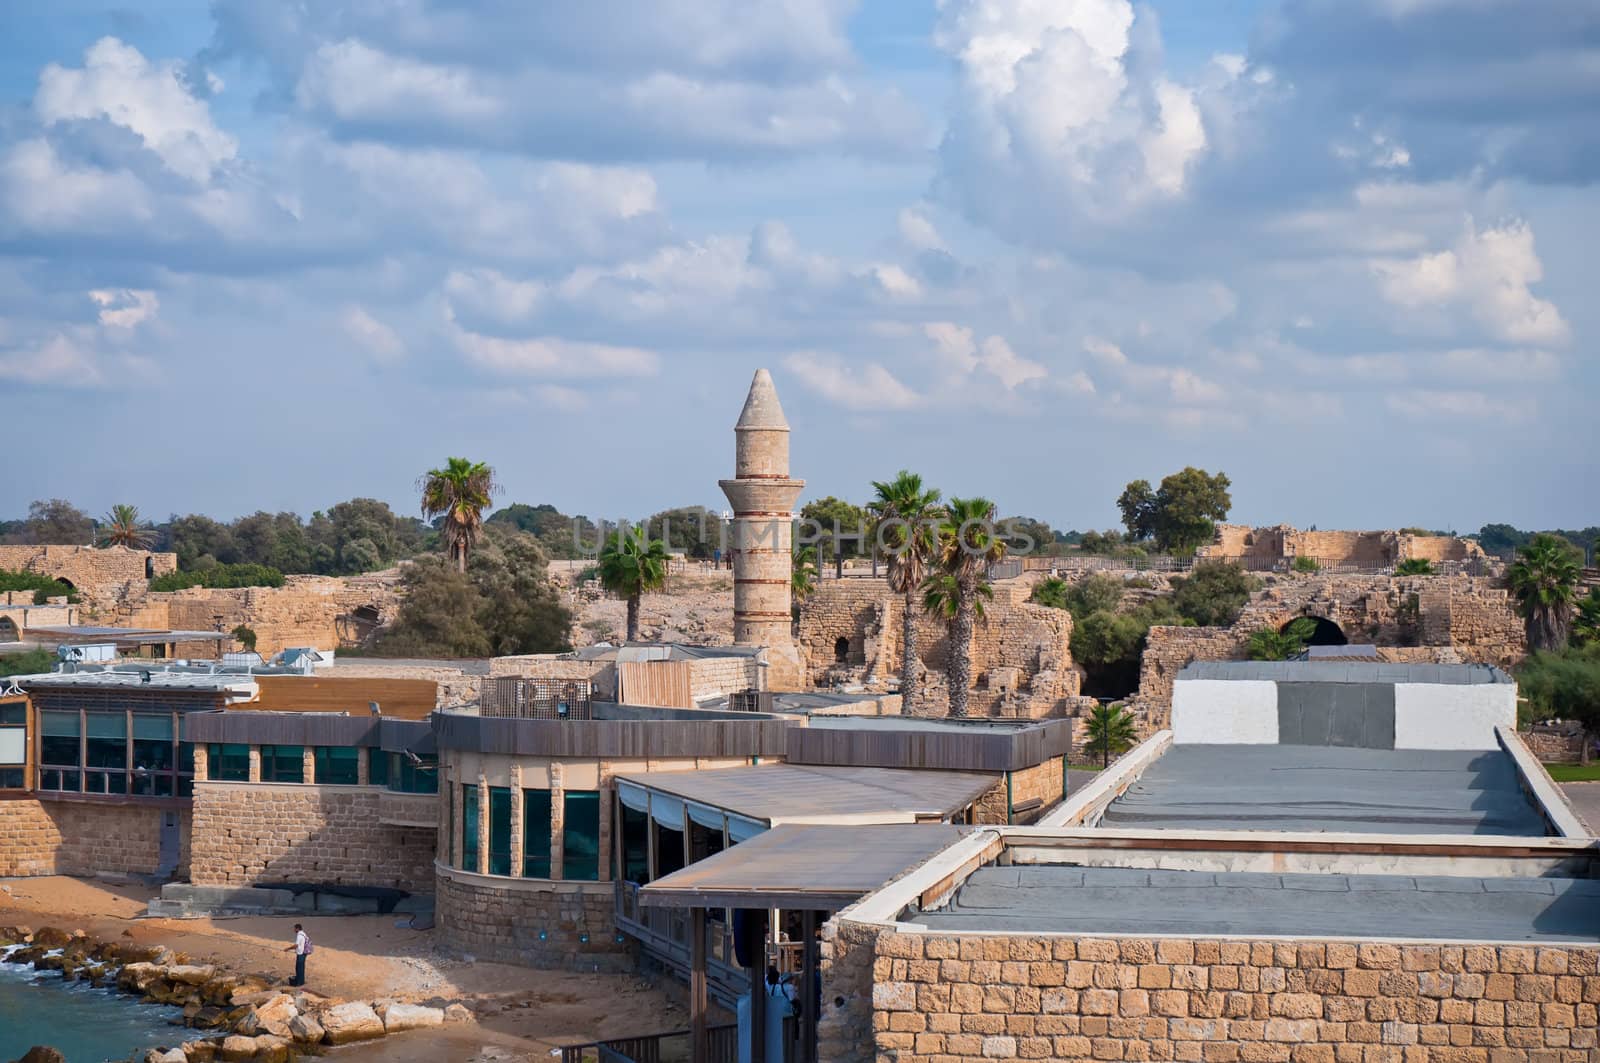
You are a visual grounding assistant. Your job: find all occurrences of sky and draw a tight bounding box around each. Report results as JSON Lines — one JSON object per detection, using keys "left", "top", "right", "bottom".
{"left": 0, "top": 0, "right": 1595, "bottom": 534}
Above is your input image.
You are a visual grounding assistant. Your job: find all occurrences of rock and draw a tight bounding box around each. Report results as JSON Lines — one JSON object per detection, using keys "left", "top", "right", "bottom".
{"left": 444, "top": 1003, "right": 474, "bottom": 1024}
{"left": 14, "top": 1049, "right": 66, "bottom": 1063}
{"left": 181, "top": 1039, "right": 217, "bottom": 1062}
{"left": 143, "top": 1049, "right": 188, "bottom": 1063}
{"left": 288, "top": 1014, "right": 325, "bottom": 1044}
{"left": 319, "top": 1001, "right": 386, "bottom": 1044}
{"left": 216, "top": 1036, "right": 258, "bottom": 1062}
{"left": 251, "top": 993, "right": 298, "bottom": 1037}
{"left": 248, "top": 1035, "right": 292, "bottom": 1063}
{"left": 30, "top": 927, "right": 72, "bottom": 949}
{"left": 382, "top": 1003, "right": 444, "bottom": 1032}
{"left": 119, "top": 962, "right": 166, "bottom": 993}
{"left": 167, "top": 964, "right": 217, "bottom": 985}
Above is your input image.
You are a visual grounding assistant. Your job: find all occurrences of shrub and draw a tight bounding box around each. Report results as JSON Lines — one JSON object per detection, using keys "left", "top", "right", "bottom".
{"left": 149, "top": 563, "right": 286, "bottom": 591}
{"left": 231, "top": 624, "right": 258, "bottom": 652}
{"left": 1029, "top": 577, "right": 1070, "bottom": 610}
{"left": 1292, "top": 555, "right": 1321, "bottom": 573}
{"left": 0, "top": 568, "right": 78, "bottom": 604}
{"left": 0, "top": 648, "right": 56, "bottom": 677}
{"left": 1395, "top": 558, "right": 1435, "bottom": 576}
{"left": 1248, "top": 617, "right": 1317, "bottom": 660}
{"left": 1170, "top": 561, "right": 1259, "bottom": 627}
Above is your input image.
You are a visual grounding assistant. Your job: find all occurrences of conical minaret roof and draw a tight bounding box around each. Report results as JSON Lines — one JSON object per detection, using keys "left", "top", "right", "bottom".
{"left": 735, "top": 368, "right": 789, "bottom": 431}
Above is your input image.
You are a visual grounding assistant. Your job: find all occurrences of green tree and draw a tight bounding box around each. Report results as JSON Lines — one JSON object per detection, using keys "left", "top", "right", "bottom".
{"left": 1118, "top": 468, "right": 1232, "bottom": 553}
{"left": 1574, "top": 589, "right": 1600, "bottom": 648}
{"left": 0, "top": 648, "right": 55, "bottom": 677}
{"left": 0, "top": 569, "right": 78, "bottom": 604}
{"left": 597, "top": 524, "right": 670, "bottom": 642}
{"left": 792, "top": 542, "right": 820, "bottom": 604}
{"left": 231, "top": 624, "right": 258, "bottom": 653}
{"left": 1170, "top": 561, "right": 1259, "bottom": 626}
{"left": 167, "top": 514, "right": 236, "bottom": 570}
{"left": 801, "top": 496, "right": 869, "bottom": 570}
{"left": 1518, "top": 644, "right": 1600, "bottom": 764}
{"left": 1506, "top": 534, "right": 1582, "bottom": 652}
{"left": 922, "top": 497, "right": 1007, "bottom": 717}
{"left": 1292, "top": 555, "right": 1321, "bottom": 574}
{"left": 100, "top": 504, "right": 153, "bottom": 549}
{"left": 25, "top": 499, "right": 94, "bottom": 545}
{"left": 470, "top": 528, "right": 573, "bottom": 655}
{"left": 646, "top": 506, "right": 720, "bottom": 558}
{"left": 1248, "top": 617, "right": 1317, "bottom": 661}
{"left": 999, "top": 516, "right": 1057, "bottom": 557}
{"left": 420, "top": 458, "right": 498, "bottom": 573}
{"left": 1395, "top": 558, "right": 1435, "bottom": 576}
{"left": 1030, "top": 577, "right": 1070, "bottom": 611}
{"left": 373, "top": 557, "right": 494, "bottom": 658}
{"left": 869, "top": 471, "right": 944, "bottom": 709}
{"left": 1064, "top": 574, "right": 1124, "bottom": 620}
{"left": 1083, "top": 703, "right": 1139, "bottom": 769}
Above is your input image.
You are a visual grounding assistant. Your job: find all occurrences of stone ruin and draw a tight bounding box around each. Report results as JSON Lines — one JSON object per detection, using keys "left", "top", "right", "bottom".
{"left": 1197, "top": 524, "right": 1488, "bottom": 568}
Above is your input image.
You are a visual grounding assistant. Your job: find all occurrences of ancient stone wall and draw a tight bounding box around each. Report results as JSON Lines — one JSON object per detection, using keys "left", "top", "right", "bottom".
{"left": 1522, "top": 728, "right": 1586, "bottom": 764}
{"left": 188, "top": 782, "right": 435, "bottom": 892}
{"left": 0, "top": 798, "right": 190, "bottom": 878}
{"left": 434, "top": 868, "right": 630, "bottom": 971}
{"left": 797, "top": 579, "right": 1078, "bottom": 717}
{"left": 0, "top": 545, "right": 176, "bottom": 604}
{"left": 687, "top": 656, "right": 763, "bottom": 700}
{"left": 1199, "top": 527, "right": 1486, "bottom": 568}
{"left": 858, "top": 929, "right": 1599, "bottom": 1062}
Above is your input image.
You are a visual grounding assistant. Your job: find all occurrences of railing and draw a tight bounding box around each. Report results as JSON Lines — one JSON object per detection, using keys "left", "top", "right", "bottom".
{"left": 1022, "top": 554, "right": 1498, "bottom": 577}
{"left": 559, "top": 1022, "right": 740, "bottom": 1063}
{"left": 481, "top": 677, "right": 594, "bottom": 719}
{"left": 615, "top": 881, "right": 747, "bottom": 1009}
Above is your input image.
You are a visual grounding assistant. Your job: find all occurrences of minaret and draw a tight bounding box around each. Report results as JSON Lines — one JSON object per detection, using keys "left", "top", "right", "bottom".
{"left": 719, "top": 369, "right": 806, "bottom": 691}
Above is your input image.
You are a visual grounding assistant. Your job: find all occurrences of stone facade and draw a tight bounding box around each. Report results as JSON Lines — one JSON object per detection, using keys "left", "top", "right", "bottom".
{"left": 1199, "top": 527, "right": 1488, "bottom": 568}
{"left": 1130, "top": 575, "right": 1524, "bottom": 729}
{"left": 0, "top": 798, "right": 190, "bottom": 878}
{"left": 850, "top": 928, "right": 1600, "bottom": 1063}
{"left": 0, "top": 545, "right": 177, "bottom": 605}
{"left": 434, "top": 866, "right": 630, "bottom": 971}
{"left": 188, "top": 782, "right": 435, "bottom": 892}
{"left": 798, "top": 578, "right": 1080, "bottom": 718}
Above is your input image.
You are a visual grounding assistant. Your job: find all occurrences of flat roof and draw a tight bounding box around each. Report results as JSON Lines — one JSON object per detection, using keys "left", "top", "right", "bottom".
{"left": 615, "top": 763, "right": 997, "bottom": 825}
{"left": 804, "top": 716, "right": 1053, "bottom": 734}
{"left": 21, "top": 670, "right": 257, "bottom": 694}
{"left": 640, "top": 823, "right": 968, "bottom": 909}
{"left": 1178, "top": 661, "right": 1512, "bottom": 684}
{"left": 27, "top": 625, "right": 232, "bottom": 644}
{"left": 1101, "top": 745, "right": 1548, "bottom": 836}
{"left": 912, "top": 865, "right": 1600, "bottom": 943}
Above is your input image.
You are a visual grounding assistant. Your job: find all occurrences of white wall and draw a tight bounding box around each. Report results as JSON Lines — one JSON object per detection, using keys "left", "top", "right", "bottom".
{"left": 1171, "top": 680, "right": 1279, "bottom": 744}
{"left": 1393, "top": 683, "right": 1516, "bottom": 750}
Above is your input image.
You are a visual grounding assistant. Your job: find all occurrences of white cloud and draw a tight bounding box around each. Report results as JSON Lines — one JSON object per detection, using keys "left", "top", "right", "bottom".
{"left": 977, "top": 336, "right": 1046, "bottom": 390}
{"left": 898, "top": 208, "right": 945, "bottom": 251}
{"left": 36, "top": 37, "right": 236, "bottom": 183}
{"left": 870, "top": 264, "right": 923, "bottom": 301}
{"left": 340, "top": 306, "right": 405, "bottom": 363}
{"left": 1373, "top": 218, "right": 1569, "bottom": 345}
{"left": 1385, "top": 389, "right": 1536, "bottom": 424}
{"left": 447, "top": 313, "right": 658, "bottom": 378}
{"left": 89, "top": 289, "right": 158, "bottom": 329}
{"left": 295, "top": 39, "right": 501, "bottom": 125}
{"left": 535, "top": 384, "right": 590, "bottom": 411}
{"left": 925, "top": 322, "right": 979, "bottom": 372}
{"left": 783, "top": 353, "right": 921, "bottom": 410}
{"left": 0, "top": 333, "right": 107, "bottom": 385}
{"left": 443, "top": 269, "right": 546, "bottom": 326}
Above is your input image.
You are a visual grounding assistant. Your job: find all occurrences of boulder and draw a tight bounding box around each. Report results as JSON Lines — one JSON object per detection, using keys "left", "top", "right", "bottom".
{"left": 443, "top": 1002, "right": 474, "bottom": 1024}
{"left": 143, "top": 1049, "right": 188, "bottom": 1063}
{"left": 248, "top": 1036, "right": 292, "bottom": 1063}
{"left": 319, "top": 1001, "right": 385, "bottom": 1044}
{"left": 30, "top": 927, "right": 72, "bottom": 949}
{"left": 119, "top": 962, "right": 166, "bottom": 993}
{"left": 181, "top": 1039, "right": 217, "bottom": 1062}
{"left": 216, "top": 1036, "right": 257, "bottom": 1062}
{"left": 15, "top": 1049, "right": 66, "bottom": 1063}
{"left": 381, "top": 1003, "right": 444, "bottom": 1032}
{"left": 167, "top": 964, "right": 217, "bottom": 985}
{"left": 287, "top": 1014, "right": 324, "bottom": 1044}
{"left": 251, "top": 993, "right": 298, "bottom": 1038}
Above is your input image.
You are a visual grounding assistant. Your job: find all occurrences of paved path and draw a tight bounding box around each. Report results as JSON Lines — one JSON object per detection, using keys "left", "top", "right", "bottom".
{"left": 1559, "top": 782, "right": 1600, "bottom": 834}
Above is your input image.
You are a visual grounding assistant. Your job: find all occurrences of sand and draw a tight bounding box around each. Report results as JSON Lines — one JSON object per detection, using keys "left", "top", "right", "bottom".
{"left": 0, "top": 876, "right": 699, "bottom": 1062}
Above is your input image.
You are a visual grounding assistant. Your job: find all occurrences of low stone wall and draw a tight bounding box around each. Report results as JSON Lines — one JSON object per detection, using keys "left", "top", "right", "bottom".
{"left": 434, "top": 865, "right": 630, "bottom": 971}
{"left": 1010, "top": 757, "right": 1066, "bottom": 822}
{"left": 0, "top": 798, "right": 190, "bottom": 878}
{"left": 859, "top": 929, "right": 1600, "bottom": 1061}
{"left": 1522, "top": 729, "right": 1586, "bottom": 764}
{"left": 189, "top": 783, "right": 435, "bottom": 892}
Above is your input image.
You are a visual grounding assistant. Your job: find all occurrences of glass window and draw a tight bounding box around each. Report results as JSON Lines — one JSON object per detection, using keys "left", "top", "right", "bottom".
{"left": 655, "top": 825, "right": 685, "bottom": 879}
{"left": 620, "top": 803, "right": 650, "bottom": 884}
{"left": 40, "top": 769, "right": 79, "bottom": 792}
{"left": 84, "top": 712, "right": 127, "bottom": 770}
{"left": 41, "top": 710, "right": 81, "bottom": 767}
{"left": 367, "top": 748, "right": 389, "bottom": 787}
{"left": 488, "top": 787, "right": 513, "bottom": 876}
{"left": 0, "top": 726, "right": 25, "bottom": 767}
{"left": 0, "top": 703, "right": 25, "bottom": 724}
{"left": 390, "top": 752, "right": 438, "bottom": 793}
{"left": 461, "top": 785, "right": 479, "bottom": 872}
{"left": 179, "top": 742, "right": 195, "bottom": 775}
{"left": 314, "top": 747, "right": 361, "bottom": 785}
{"left": 0, "top": 768, "right": 24, "bottom": 789}
{"left": 207, "top": 743, "right": 250, "bottom": 782}
{"left": 260, "top": 745, "right": 304, "bottom": 783}
{"left": 562, "top": 790, "right": 601, "bottom": 881}
{"left": 523, "top": 790, "right": 552, "bottom": 878}
{"left": 132, "top": 714, "right": 174, "bottom": 776}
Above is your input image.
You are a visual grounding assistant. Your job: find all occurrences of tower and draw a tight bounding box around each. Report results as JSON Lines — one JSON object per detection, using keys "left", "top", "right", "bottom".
{"left": 719, "top": 369, "right": 806, "bottom": 690}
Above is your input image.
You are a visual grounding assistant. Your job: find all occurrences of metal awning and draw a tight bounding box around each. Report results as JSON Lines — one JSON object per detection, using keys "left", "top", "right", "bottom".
{"left": 614, "top": 763, "right": 997, "bottom": 827}
{"left": 639, "top": 823, "right": 969, "bottom": 910}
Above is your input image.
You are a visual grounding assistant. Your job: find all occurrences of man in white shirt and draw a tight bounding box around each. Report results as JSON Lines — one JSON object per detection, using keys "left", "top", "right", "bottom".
{"left": 284, "top": 923, "right": 308, "bottom": 986}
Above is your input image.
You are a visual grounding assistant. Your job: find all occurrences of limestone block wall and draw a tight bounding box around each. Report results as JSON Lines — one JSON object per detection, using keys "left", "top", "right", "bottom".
{"left": 0, "top": 799, "right": 190, "bottom": 878}
{"left": 687, "top": 656, "right": 763, "bottom": 700}
{"left": 434, "top": 867, "right": 630, "bottom": 971}
{"left": 1198, "top": 527, "right": 1485, "bottom": 568}
{"left": 188, "top": 783, "right": 435, "bottom": 891}
{"left": 0, "top": 545, "right": 176, "bottom": 604}
{"left": 856, "top": 929, "right": 1600, "bottom": 1062}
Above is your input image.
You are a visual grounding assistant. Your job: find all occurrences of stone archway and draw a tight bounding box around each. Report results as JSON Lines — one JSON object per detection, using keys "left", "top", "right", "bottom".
{"left": 0, "top": 616, "right": 18, "bottom": 642}
{"left": 1283, "top": 615, "right": 1349, "bottom": 647}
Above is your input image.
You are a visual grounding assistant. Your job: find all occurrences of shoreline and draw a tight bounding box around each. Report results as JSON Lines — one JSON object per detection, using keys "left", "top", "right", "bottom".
{"left": 0, "top": 876, "right": 694, "bottom": 1062}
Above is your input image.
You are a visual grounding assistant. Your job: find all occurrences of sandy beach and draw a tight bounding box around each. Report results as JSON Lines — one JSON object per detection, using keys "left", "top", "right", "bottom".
{"left": 0, "top": 876, "right": 699, "bottom": 1062}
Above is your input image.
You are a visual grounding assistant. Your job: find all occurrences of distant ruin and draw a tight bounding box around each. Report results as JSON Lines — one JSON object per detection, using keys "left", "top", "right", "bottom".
{"left": 1197, "top": 524, "right": 1487, "bottom": 568}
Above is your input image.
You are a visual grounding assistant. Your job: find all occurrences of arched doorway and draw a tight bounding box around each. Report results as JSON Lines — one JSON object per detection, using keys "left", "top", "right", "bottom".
{"left": 833, "top": 637, "right": 850, "bottom": 664}
{"left": 1283, "top": 616, "right": 1348, "bottom": 647}
{"left": 0, "top": 616, "right": 18, "bottom": 642}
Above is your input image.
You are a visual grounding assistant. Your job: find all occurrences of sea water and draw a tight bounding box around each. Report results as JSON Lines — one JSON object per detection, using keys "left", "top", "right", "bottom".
{"left": 0, "top": 946, "right": 198, "bottom": 1063}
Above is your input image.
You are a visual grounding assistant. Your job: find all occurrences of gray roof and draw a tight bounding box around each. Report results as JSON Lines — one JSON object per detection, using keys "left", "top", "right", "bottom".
{"left": 1177, "top": 661, "right": 1513, "bottom": 684}
{"left": 1101, "top": 745, "right": 1547, "bottom": 836}
{"left": 804, "top": 715, "right": 1055, "bottom": 734}
{"left": 21, "top": 670, "right": 257, "bottom": 694}
{"left": 27, "top": 625, "right": 232, "bottom": 644}
{"left": 641, "top": 823, "right": 965, "bottom": 909}
{"left": 615, "top": 763, "right": 997, "bottom": 825}
{"left": 913, "top": 865, "right": 1600, "bottom": 943}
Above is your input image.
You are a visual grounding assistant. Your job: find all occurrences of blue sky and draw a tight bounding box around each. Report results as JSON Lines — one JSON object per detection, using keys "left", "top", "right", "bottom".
{"left": 0, "top": 0, "right": 1594, "bottom": 534}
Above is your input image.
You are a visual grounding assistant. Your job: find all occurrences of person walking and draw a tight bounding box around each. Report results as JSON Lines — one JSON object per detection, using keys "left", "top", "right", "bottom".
{"left": 284, "top": 923, "right": 310, "bottom": 986}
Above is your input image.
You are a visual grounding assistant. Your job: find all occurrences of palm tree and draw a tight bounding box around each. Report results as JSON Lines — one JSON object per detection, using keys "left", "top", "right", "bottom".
{"left": 1247, "top": 617, "right": 1317, "bottom": 661}
{"left": 1084, "top": 703, "right": 1138, "bottom": 769}
{"left": 792, "top": 542, "right": 819, "bottom": 604}
{"left": 597, "top": 524, "right": 670, "bottom": 642}
{"left": 419, "top": 457, "right": 498, "bottom": 573}
{"left": 869, "top": 471, "right": 943, "bottom": 709}
{"left": 1574, "top": 589, "right": 1600, "bottom": 648}
{"left": 922, "top": 496, "right": 1008, "bottom": 717}
{"left": 101, "top": 504, "right": 152, "bottom": 549}
{"left": 1507, "top": 534, "right": 1582, "bottom": 652}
